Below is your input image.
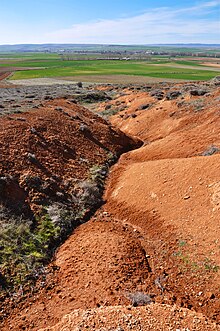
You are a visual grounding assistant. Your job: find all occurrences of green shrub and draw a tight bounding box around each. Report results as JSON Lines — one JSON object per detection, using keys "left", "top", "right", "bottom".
{"left": 0, "top": 212, "right": 60, "bottom": 289}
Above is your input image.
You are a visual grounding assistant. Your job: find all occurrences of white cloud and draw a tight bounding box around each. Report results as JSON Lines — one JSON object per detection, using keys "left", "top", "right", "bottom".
{"left": 43, "top": 1, "right": 220, "bottom": 44}
{"left": 0, "top": 0, "right": 220, "bottom": 44}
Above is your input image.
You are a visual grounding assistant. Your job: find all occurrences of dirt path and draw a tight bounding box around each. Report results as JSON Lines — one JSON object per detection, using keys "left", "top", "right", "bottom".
{"left": 58, "top": 74, "right": 190, "bottom": 84}
{"left": 8, "top": 78, "right": 84, "bottom": 86}
{"left": 152, "top": 63, "right": 220, "bottom": 71}
{"left": 202, "top": 62, "right": 220, "bottom": 68}
{"left": 9, "top": 75, "right": 189, "bottom": 86}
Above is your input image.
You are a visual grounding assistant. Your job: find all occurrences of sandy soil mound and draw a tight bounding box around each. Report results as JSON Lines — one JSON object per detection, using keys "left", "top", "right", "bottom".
{"left": 105, "top": 155, "right": 220, "bottom": 313}
{"left": 107, "top": 84, "right": 220, "bottom": 161}
{"left": 40, "top": 305, "right": 220, "bottom": 331}
{"left": 107, "top": 155, "right": 220, "bottom": 255}
{"left": 2, "top": 213, "right": 153, "bottom": 330}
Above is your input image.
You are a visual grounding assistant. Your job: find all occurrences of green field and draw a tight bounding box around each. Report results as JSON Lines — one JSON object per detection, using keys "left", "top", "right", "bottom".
{"left": 0, "top": 53, "right": 219, "bottom": 81}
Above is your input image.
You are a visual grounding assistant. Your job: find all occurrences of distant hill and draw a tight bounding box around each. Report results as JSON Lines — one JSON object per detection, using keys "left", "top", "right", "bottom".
{"left": 0, "top": 43, "right": 219, "bottom": 53}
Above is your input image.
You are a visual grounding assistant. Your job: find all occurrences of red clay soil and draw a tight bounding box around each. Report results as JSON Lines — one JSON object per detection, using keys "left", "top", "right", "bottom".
{"left": 107, "top": 86, "right": 220, "bottom": 160}
{"left": 0, "top": 69, "right": 13, "bottom": 87}
{"left": 103, "top": 84, "right": 220, "bottom": 322}
{"left": 1, "top": 83, "right": 220, "bottom": 330}
{"left": 0, "top": 72, "right": 11, "bottom": 81}
{"left": 2, "top": 211, "right": 152, "bottom": 330}
{"left": 2, "top": 209, "right": 220, "bottom": 330}
{"left": 0, "top": 98, "right": 139, "bottom": 214}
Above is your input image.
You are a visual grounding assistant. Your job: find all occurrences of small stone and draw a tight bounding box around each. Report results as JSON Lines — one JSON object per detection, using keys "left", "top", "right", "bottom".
{"left": 204, "top": 292, "right": 215, "bottom": 299}
{"left": 130, "top": 113, "right": 137, "bottom": 118}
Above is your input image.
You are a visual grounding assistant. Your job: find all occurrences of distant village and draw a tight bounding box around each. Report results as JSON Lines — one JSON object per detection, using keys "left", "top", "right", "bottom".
{"left": 58, "top": 49, "right": 220, "bottom": 60}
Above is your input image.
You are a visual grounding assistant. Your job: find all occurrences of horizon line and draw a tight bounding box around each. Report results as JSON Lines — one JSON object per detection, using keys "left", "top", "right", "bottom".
{"left": 1, "top": 42, "right": 220, "bottom": 47}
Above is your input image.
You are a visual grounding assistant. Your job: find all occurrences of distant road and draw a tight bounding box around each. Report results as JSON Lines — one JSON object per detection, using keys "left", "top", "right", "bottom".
{"left": 9, "top": 75, "right": 190, "bottom": 86}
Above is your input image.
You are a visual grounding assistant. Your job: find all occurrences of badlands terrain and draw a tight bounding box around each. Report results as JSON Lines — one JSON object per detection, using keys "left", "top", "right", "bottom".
{"left": 0, "top": 75, "right": 220, "bottom": 330}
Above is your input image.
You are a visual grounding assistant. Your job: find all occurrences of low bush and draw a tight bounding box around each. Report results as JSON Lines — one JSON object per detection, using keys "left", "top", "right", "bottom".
{"left": 126, "top": 291, "right": 152, "bottom": 306}
{"left": 0, "top": 153, "right": 118, "bottom": 292}
{"left": 0, "top": 211, "right": 60, "bottom": 289}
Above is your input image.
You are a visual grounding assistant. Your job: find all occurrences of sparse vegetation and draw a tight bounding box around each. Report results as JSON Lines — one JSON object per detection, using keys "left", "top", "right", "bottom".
{"left": 76, "top": 81, "right": 83, "bottom": 88}
{"left": 177, "top": 98, "right": 205, "bottom": 112}
{"left": 99, "top": 108, "right": 120, "bottom": 118}
{"left": 174, "top": 249, "right": 220, "bottom": 275}
{"left": 178, "top": 239, "right": 187, "bottom": 247}
{"left": 0, "top": 210, "right": 59, "bottom": 289}
{"left": 0, "top": 154, "right": 118, "bottom": 292}
{"left": 126, "top": 291, "right": 152, "bottom": 306}
{"left": 203, "top": 258, "right": 220, "bottom": 273}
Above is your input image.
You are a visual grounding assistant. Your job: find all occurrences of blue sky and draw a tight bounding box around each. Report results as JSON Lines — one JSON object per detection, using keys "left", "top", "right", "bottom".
{"left": 1, "top": 0, "right": 220, "bottom": 44}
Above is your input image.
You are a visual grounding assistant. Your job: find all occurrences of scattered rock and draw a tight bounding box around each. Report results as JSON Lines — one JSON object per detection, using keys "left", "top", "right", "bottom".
{"left": 75, "top": 91, "right": 111, "bottom": 103}
{"left": 204, "top": 292, "right": 215, "bottom": 300}
{"left": 105, "top": 104, "right": 112, "bottom": 110}
{"left": 166, "top": 90, "right": 182, "bottom": 100}
{"left": 130, "top": 113, "right": 137, "bottom": 118}
{"left": 210, "top": 76, "right": 220, "bottom": 86}
{"left": 76, "top": 82, "right": 83, "bottom": 88}
{"left": 202, "top": 145, "right": 219, "bottom": 156}
{"left": 138, "top": 103, "right": 150, "bottom": 110}
{"left": 150, "top": 89, "right": 164, "bottom": 100}
{"left": 190, "top": 89, "right": 208, "bottom": 96}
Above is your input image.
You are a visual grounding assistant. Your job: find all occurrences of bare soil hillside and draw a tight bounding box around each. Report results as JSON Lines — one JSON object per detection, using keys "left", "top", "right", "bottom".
{"left": 0, "top": 78, "right": 220, "bottom": 330}
{"left": 103, "top": 79, "right": 220, "bottom": 323}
